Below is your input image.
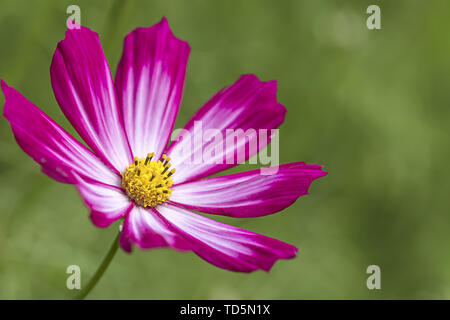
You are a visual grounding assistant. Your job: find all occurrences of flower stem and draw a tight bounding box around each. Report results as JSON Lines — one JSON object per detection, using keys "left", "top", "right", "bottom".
{"left": 76, "top": 231, "right": 120, "bottom": 300}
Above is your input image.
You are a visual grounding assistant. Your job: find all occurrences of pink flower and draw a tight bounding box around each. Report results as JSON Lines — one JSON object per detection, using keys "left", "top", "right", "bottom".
{"left": 1, "top": 18, "right": 327, "bottom": 272}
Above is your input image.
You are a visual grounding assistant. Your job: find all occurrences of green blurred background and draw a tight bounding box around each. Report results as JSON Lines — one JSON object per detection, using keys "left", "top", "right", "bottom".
{"left": 0, "top": 0, "right": 449, "bottom": 299}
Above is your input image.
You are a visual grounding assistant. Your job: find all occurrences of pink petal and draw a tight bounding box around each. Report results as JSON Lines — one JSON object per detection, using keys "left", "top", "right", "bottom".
{"left": 115, "top": 17, "right": 190, "bottom": 160}
{"left": 1, "top": 80, "right": 119, "bottom": 186}
{"left": 51, "top": 24, "right": 132, "bottom": 173}
{"left": 119, "top": 205, "right": 190, "bottom": 253}
{"left": 155, "top": 204, "right": 297, "bottom": 272}
{"left": 74, "top": 173, "right": 133, "bottom": 228}
{"left": 166, "top": 74, "right": 286, "bottom": 184}
{"left": 170, "top": 162, "right": 327, "bottom": 217}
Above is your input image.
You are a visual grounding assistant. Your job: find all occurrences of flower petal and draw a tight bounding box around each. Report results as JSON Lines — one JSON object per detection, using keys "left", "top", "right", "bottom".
{"left": 119, "top": 205, "right": 190, "bottom": 252}
{"left": 166, "top": 74, "right": 286, "bottom": 184}
{"left": 1, "top": 80, "right": 119, "bottom": 186}
{"left": 50, "top": 25, "right": 132, "bottom": 173}
{"left": 115, "top": 17, "right": 190, "bottom": 160}
{"left": 155, "top": 204, "right": 298, "bottom": 272}
{"left": 74, "top": 173, "right": 133, "bottom": 228}
{"left": 170, "top": 162, "right": 327, "bottom": 217}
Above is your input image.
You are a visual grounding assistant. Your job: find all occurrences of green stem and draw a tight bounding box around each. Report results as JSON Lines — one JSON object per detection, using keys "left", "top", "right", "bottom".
{"left": 76, "top": 231, "right": 120, "bottom": 300}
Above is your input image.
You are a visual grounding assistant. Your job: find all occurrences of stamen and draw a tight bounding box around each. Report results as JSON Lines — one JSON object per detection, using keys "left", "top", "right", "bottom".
{"left": 163, "top": 156, "right": 171, "bottom": 166}
{"left": 145, "top": 152, "right": 154, "bottom": 165}
{"left": 121, "top": 152, "right": 175, "bottom": 208}
{"left": 164, "top": 168, "right": 176, "bottom": 179}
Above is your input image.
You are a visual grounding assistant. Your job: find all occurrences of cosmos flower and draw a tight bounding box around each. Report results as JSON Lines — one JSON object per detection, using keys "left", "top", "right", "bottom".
{"left": 1, "top": 18, "right": 327, "bottom": 272}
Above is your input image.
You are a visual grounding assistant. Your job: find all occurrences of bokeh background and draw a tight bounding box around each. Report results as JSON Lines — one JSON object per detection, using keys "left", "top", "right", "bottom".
{"left": 0, "top": 0, "right": 449, "bottom": 299}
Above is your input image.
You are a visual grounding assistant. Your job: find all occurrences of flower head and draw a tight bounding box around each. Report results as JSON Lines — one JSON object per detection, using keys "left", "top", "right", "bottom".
{"left": 121, "top": 154, "right": 175, "bottom": 207}
{"left": 1, "top": 17, "right": 327, "bottom": 272}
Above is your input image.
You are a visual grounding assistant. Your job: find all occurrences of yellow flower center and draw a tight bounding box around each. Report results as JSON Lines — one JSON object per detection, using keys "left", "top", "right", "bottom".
{"left": 121, "top": 153, "right": 176, "bottom": 208}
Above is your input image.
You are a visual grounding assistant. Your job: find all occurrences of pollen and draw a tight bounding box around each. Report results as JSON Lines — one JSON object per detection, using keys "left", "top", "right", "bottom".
{"left": 121, "top": 153, "right": 176, "bottom": 208}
